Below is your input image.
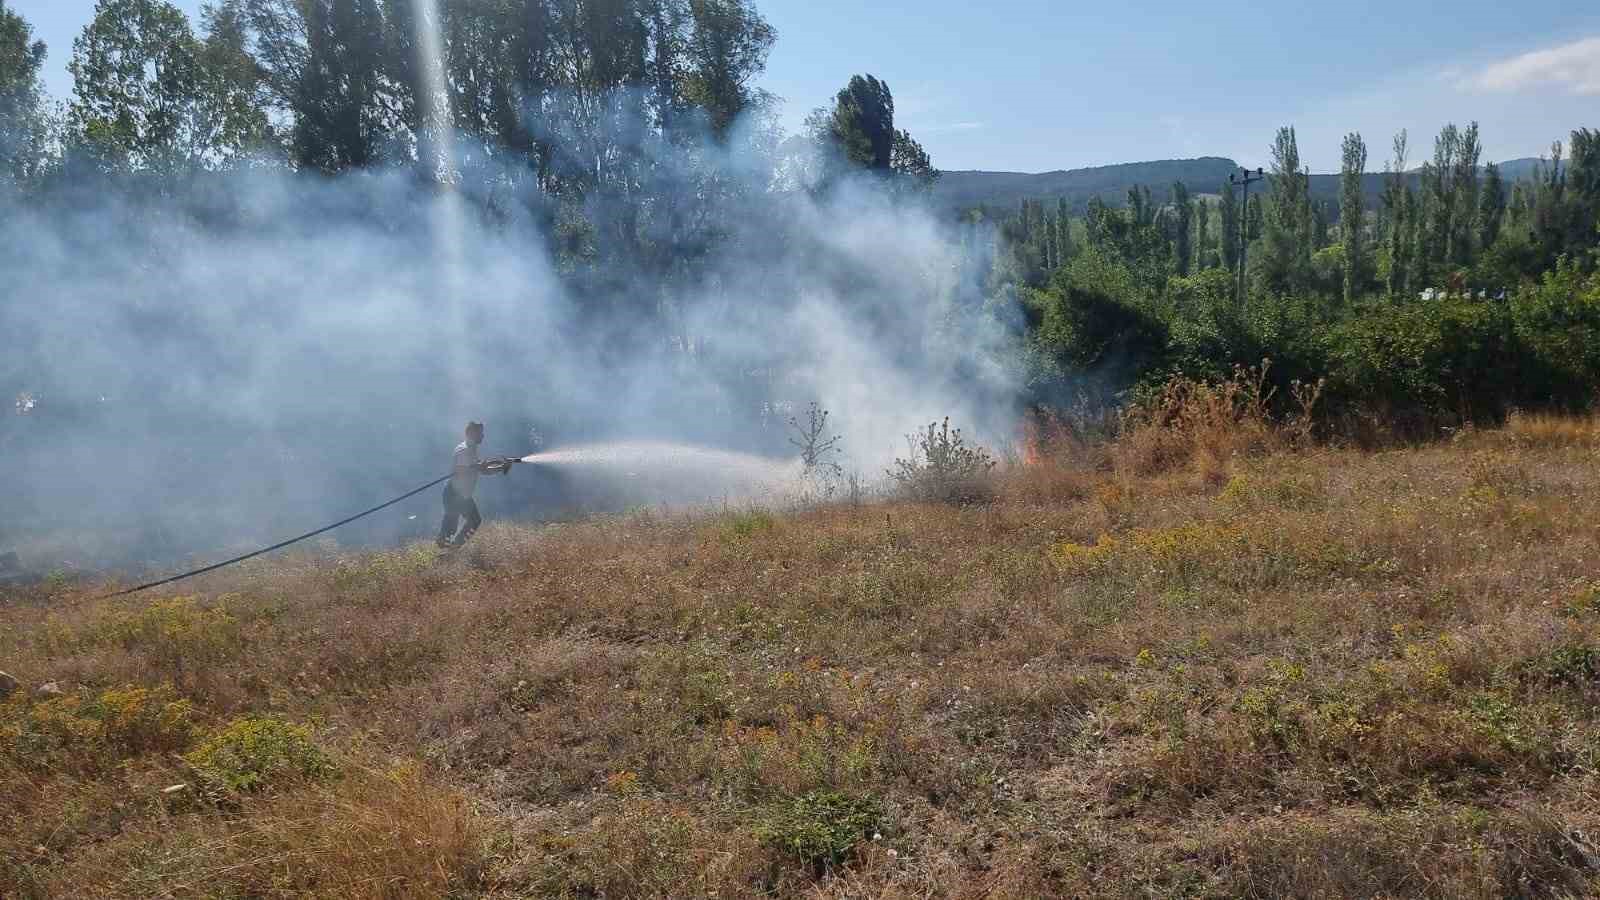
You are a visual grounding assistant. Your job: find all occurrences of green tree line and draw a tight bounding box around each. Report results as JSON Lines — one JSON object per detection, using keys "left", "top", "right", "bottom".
{"left": 997, "top": 122, "right": 1600, "bottom": 427}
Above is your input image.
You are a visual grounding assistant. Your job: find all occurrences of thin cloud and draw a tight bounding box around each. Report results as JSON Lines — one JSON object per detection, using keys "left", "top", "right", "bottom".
{"left": 1465, "top": 36, "right": 1600, "bottom": 96}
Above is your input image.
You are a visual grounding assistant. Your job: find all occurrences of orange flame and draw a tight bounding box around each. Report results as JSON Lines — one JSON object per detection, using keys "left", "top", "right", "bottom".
{"left": 1019, "top": 413, "right": 1045, "bottom": 467}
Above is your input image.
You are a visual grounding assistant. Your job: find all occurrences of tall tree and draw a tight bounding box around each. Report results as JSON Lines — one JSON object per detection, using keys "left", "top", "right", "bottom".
{"left": 1170, "top": 180, "right": 1192, "bottom": 276}
{"left": 1383, "top": 130, "right": 1413, "bottom": 297}
{"left": 681, "top": 0, "right": 774, "bottom": 139}
{"left": 1043, "top": 205, "right": 1059, "bottom": 269}
{"left": 1450, "top": 121, "right": 1481, "bottom": 266}
{"left": 237, "top": 0, "right": 391, "bottom": 173}
{"left": 1507, "top": 179, "right": 1531, "bottom": 232}
{"left": 1418, "top": 123, "right": 1459, "bottom": 283}
{"left": 1194, "top": 196, "right": 1210, "bottom": 270}
{"left": 1312, "top": 198, "right": 1330, "bottom": 249}
{"left": 1247, "top": 194, "right": 1264, "bottom": 241}
{"left": 1056, "top": 197, "right": 1073, "bottom": 265}
{"left": 1564, "top": 128, "right": 1599, "bottom": 257}
{"left": 68, "top": 0, "right": 207, "bottom": 170}
{"left": 295, "top": 0, "right": 388, "bottom": 172}
{"left": 811, "top": 73, "right": 933, "bottom": 188}
{"left": 0, "top": 0, "right": 48, "bottom": 186}
{"left": 1477, "top": 160, "right": 1505, "bottom": 252}
{"left": 1219, "top": 176, "right": 1238, "bottom": 273}
{"left": 1259, "top": 125, "right": 1312, "bottom": 293}
{"left": 1128, "top": 184, "right": 1153, "bottom": 228}
{"left": 1528, "top": 141, "right": 1570, "bottom": 271}
{"left": 196, "top": 1, "right": 274, "bottom": 160}
{"left": 1340, "top": 131, "right": 1367, "bottom": 304}
{"left": 1376, "top": 129, "right": 1414, "bottom": 294}
{"left": 826, "top": 74, "right": 893, "bottom": 173}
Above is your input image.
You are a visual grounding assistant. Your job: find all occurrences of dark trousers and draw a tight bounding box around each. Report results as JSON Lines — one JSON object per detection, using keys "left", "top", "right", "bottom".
{"left": 439, "top": 485, "right": 481, "bottom": 545}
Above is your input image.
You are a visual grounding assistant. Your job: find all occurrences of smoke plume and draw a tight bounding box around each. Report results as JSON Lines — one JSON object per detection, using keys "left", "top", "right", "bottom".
{"left": 0, "top": 112, "right": 1019, "bottom": 572}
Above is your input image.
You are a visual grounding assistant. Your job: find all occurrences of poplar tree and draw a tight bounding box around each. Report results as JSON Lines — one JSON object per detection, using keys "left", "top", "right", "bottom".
{"left": 1383, "top": 130, "right": 1413, "bottom": 297}
{"left": 1260, "top": 125, "right": 1311, "bottom": 292}
{"left": 1477, "top": 161, "right": 1505, "bottom": 251}
{"left": 1340, "top": 131, "right": 1367, "bottom": 304}
{"left": 1558, "top": 128, "right": 1598, "bottom": 255}
{"left": 1056, "top": 197, "right": 1073, "bottom": 264}
{"left": 1047, "top": 206, "right": 1063, "bottom": 269}
{"left": 1219, "top": 177, "right": 1238, "bottom": 272}
{"left": 1419, "top": 123, "right": 1458, "bottom": 283}
{"left": 1171, "top": 180, "right": 1192, "bottom": 276}
{"left": 1450, "top": 121, "right": 1481, "bottom": 266}
{"left": 827, "top": 74, "right": 894, "bottom": 172}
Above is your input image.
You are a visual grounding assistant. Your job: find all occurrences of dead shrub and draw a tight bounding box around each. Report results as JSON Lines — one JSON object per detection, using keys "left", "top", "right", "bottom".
{"left": 1500, "top": 410, "right": 1600, "bottom": 450}
{"left": 1113, "top": 361, "right": 1322, "bottom": 480}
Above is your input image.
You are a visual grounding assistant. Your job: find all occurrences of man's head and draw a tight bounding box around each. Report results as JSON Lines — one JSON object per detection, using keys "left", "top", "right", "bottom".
{"left": 465, "top": 422, "right": 484, "bottom": 445}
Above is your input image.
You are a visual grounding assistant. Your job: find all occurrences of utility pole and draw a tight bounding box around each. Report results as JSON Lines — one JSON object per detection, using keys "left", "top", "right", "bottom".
{"left": 1229, "top": 166, "right": 1265, "bottom": 304}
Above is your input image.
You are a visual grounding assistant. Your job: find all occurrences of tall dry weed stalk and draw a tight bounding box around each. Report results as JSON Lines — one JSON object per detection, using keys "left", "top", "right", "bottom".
{"left": 1114, "top": 360, "right": 1324, "bottom": 482}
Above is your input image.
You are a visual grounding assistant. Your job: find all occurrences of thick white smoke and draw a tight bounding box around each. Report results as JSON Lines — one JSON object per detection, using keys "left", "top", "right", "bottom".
{"left": 0, "top": 112, "right": 1020, "bottom": 572}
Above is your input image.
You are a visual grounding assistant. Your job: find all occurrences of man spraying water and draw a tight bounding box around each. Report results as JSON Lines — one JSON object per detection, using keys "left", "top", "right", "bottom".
{"left": 438, "top": 421, "right": 513, "bottom": 548}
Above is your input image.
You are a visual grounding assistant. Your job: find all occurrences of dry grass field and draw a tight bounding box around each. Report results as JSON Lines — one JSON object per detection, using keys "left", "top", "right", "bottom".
{"left": 6, "top": 397, "right": 1600, "bottom": 898}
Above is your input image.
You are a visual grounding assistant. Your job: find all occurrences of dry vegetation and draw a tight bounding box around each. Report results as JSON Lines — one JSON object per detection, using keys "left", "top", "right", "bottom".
{"left": 6, "top": 391, "right": 1600, "bottom": 898}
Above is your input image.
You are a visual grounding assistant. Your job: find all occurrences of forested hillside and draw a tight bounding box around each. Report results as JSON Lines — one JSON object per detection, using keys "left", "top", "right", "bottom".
{"left": 937, "top": 156, "right": 1547, "bottom": 219}
{"left": 933, "top": 157, "right": 1240, "bottom": 215}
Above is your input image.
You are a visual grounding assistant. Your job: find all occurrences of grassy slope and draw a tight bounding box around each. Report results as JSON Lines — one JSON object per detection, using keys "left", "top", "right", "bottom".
{"left": 5, "top": 413, "right": 1600, "bottom": 898}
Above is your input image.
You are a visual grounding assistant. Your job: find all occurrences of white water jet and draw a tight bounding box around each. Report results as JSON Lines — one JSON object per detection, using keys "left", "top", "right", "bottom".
{"left": 412, "top": 0, "right": 473, "bottom": 420}
{"left": 521, "top": 441, "right": 804, "bottom": 506}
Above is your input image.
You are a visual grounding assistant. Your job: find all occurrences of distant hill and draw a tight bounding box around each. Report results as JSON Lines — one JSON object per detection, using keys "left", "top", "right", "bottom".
{"left": 937, "top": 156, "right": 1548, "bottom": 221}
{"left": 1489, "top": 157, "right": 1546, "bottom": 182}
{"left": 933, "top": 158, "right": 1240, "bottom": 217}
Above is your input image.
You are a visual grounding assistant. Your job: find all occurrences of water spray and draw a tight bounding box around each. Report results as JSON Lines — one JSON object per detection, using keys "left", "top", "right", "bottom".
{"left": 93, "top": 440, "right": 798, "bottom": 598}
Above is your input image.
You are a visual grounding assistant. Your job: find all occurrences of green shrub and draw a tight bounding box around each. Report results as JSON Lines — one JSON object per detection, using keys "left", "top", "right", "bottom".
{"left": 721, "top": 509, "right": 775, "bottom": 540}
{"left": 754, "top": 790, "right": 883, "bottom": 871}
{"left": 1023, "top": 252, "right": 1169, "bottom": 404}
{"left": 1518, "top": 643, "right": 1600, "bottom": 687}
{"left": 185, "top": 716, "right": 334, "bottom": 793}
{"left": 1509, "top": 261, "right": 1600, "bottom": 406}
{"left": 1327, "top": 295, "right": 1520, "bottom": 422}
{"left": 1560, "top": 582, "right": 1600, "bottom": 618}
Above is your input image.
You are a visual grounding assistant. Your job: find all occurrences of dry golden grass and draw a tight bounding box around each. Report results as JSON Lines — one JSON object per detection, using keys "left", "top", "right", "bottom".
{"left": 6, "top": 398, "right": 1600, "bottom": 897}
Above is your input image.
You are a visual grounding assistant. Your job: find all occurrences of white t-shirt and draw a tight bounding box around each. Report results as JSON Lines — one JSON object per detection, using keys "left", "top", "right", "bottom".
{"left": 450, "top": 440, "right": 480, "bottom": 498}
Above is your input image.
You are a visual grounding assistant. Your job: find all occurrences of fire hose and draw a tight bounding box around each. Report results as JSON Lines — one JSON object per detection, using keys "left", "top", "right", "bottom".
{"left": 98, "top": 457, "right": 522, "bottom": 599}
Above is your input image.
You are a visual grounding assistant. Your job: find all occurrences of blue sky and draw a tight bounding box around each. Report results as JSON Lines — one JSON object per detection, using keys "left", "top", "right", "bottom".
{"left": 13, "top": 0, "right": 1600, "bottom": 173}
